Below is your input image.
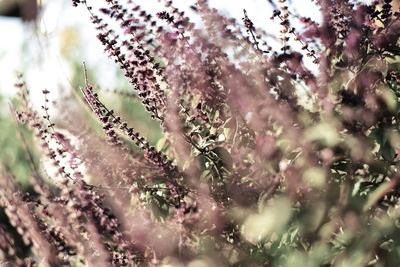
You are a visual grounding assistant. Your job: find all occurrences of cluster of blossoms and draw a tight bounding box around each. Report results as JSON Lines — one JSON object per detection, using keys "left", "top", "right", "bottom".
{"left": 1, "top": 0, "right": 400, "bottom": 266}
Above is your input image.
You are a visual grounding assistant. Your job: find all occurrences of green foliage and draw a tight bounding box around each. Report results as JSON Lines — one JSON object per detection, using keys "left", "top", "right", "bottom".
{"left": 0, "top": 101, "right": 32, "bottom": 189}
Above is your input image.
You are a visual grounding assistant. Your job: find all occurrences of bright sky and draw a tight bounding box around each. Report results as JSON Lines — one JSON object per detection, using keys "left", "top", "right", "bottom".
{"left": 0, "top": 0, "right": 369, "bottom": 111}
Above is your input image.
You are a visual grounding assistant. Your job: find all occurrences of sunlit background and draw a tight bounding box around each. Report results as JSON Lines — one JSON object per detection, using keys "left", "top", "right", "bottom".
{"left": 0, "top": 0, "right": 324, "bottom": 106}
{"left": 2, "top": 0, "right": 383, "bottom": 106}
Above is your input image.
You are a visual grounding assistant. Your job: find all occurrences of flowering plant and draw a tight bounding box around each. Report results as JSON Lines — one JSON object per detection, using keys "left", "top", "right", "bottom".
{"left": 1, "top": 0, "right": 400, "bottom": 266}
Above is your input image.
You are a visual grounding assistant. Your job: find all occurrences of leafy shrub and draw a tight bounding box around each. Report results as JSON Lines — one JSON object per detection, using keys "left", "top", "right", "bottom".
{"left": 1, "top": 0, "right": 400, "bottom": 266}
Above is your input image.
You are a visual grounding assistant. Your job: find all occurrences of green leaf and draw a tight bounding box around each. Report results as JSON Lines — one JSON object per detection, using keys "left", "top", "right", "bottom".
{"left": 224, "top": 127, "right": 231, "bottom": 140}
{"left": 201, "top": 139, "right": 216, "bottom": 149}
{"left": 151, "top": 195, "right": 169, "bottom": 222}
{"left": 191, "top": 94, "right": 202, "bottom": 109}
{"left": 212, "top": 147, "right": 233, "bottom": 171}
{"left": 305, "top": 122, "right": 340, "bottom": 147}
{"left": 200, "top": 169, "right": 211, "bottom": 180}
{"left": 183, "top": 159, "right": 192, "bottom": 170}
{"left": 156, "top": 136, "right": 167, "bottom": 151}
{"left": 380, "top": 141, "right": 396, "bottom": 161}
{"left": 364, "top": 178, "right": 396, "bottom": 212}
{"left": 352, "top": 180, "right": 362, "bottom": 197}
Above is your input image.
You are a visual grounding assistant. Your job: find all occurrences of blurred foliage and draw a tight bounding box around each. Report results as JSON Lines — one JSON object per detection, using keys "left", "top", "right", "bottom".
{"left": 0, "top": 97, "right": 33, "bottom": 189}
